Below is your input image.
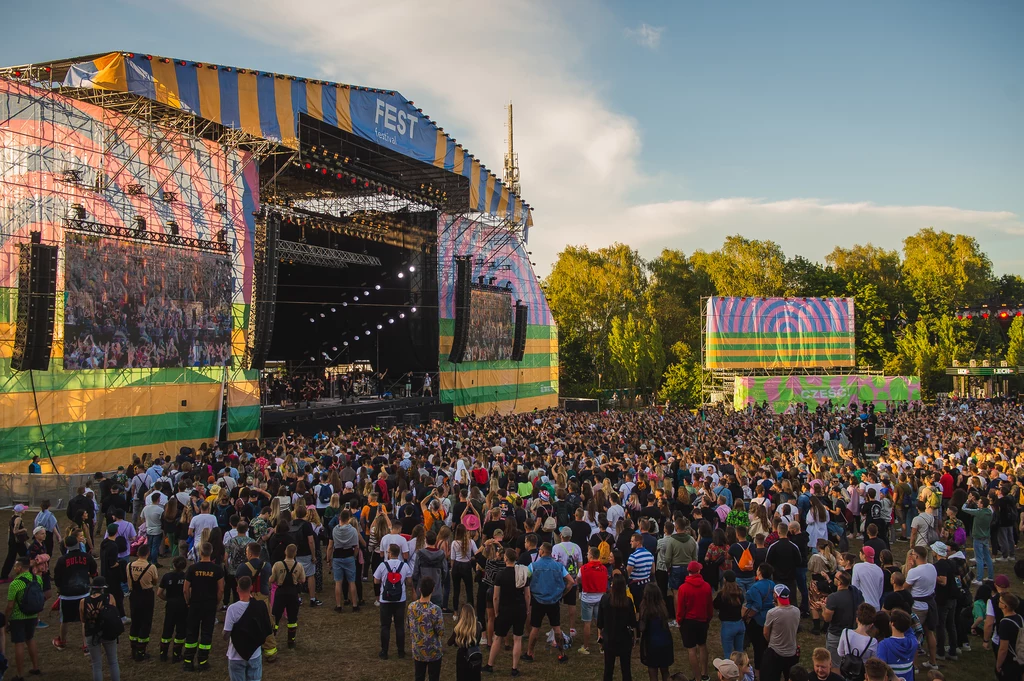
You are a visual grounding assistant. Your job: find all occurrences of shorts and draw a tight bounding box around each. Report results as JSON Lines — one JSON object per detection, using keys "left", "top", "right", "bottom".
{"left": 494, "top": 606, "right": 526, "bottom": 637}
{"left": 680, "top": 619, "right": 709, "bottom": 648}
{"left": 916, "top": 598, "right": 938, "bottom": 631}
{"left": 61, "top": 598, "right": 82, "bottom": 623}
{"left": 580, "top": 599, "right": 601, "bottom": 623}
{"left": 296, "top": 554, "right": 314, "bottom": 577}
{"left": 562, "top": 586, "right": 578, "bottom": 607}
{"left": 332, "top": 556, "right": 357, "bottom": 583}
{"left": 9, "top": 617, "right": 37, "bottom": 643}
{"left": 530, "top": 599, "right": 561, "bottom": 628}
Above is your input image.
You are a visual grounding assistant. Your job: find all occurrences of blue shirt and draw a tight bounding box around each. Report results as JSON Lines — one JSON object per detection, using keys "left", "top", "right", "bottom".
{"left": 528, "top": 556, "right": 568, "bottom": 605}
{"left": 35, "top": 509, "right": 57, "bottom": 533}
{"left": 743, "top": 578, "right": 776, "bottom": 626}
{"left": 714, "top": 486, "right": 734, "bottom": 507}
{"left": 28, "top": 462, "right": 41, "bottom": 474}
{"left": 627, "top": 547, "right": 654, "bottom": 582}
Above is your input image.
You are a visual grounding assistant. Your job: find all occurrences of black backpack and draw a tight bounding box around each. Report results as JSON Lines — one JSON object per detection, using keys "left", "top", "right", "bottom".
{"left": 381, "top": 562, "right": 404, "bottom": 602}
{"left": 17, "top": 575, "right": 45, "bottom": 615}
{"left": 839, "top": 630, "right": 869, "bottom": 681}
{"left": 99, "top": 599, "right": 125, "bottom": 640}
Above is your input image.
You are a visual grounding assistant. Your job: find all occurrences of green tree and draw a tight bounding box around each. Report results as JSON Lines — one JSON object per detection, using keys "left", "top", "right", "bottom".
{"left": 848, "top": 281, "right": 890, "bottom": 369}
{"left": 885, "top": 315, "right": 972, "bottom": 396}
{"left": 826, "top": 243, "right": 904, "bottom": 304}
{"left": 659, "top": 342, "right": 703, "bottom": 407}
{"left": 785, "top": 256, "right": 846, "bottom": 297}
{"left": 1007, "top": 315, "right": 1024, "bottom": 368}
{"left": 648, "top": 249, "right": 714, "bottom": 356}
{"left": 902, "top": 228, "right": 993, "bottom": 316}
{"left": 691, "top": 235, "right": 788, "bottom": 296}
{"left": 608, "top": 307, "right": 666, "bottom": 401}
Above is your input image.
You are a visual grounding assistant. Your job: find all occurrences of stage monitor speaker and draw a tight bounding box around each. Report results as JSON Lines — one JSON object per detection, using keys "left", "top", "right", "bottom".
{"left": 402, "top": 413, "right": 421, "bottom": 425}
{"left": 429, "top": 411, "right": 445, "bottom": 422}
{"left": 11, "top": 241, "right": 58, "bottom": 371}
{"left": 376, "top": 416, "right": 396, "bottom": 427}
{"left": 447, "top": 256, "right": 473, "bottom": 363}
{"left": 511, "top": 302, "right": 529, "bottom": 362}
{"left": 249, "top": 212, "right": 281, "bottom": 370}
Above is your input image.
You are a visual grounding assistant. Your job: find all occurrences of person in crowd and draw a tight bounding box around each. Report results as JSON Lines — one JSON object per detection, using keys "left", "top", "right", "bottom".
{"left": 837, "top": 603, "right": 878, "bottom": 671}
{"left": 638, "top": 581, "right": 674, "bottom": 681}
{"left": 6, "top": 555, "right": 43, "bottom": 679}
{"left": 905, "top": 545, "right": 939, "bottom": 671}
{"left": 183, "top": 541, "right": 224, "bottom": 672}
{"left": 579, "top": 545, "right": 607, "bottom": 655}
{"left": 52, "top": 534, "right": 97, "bottom": 654}
{"left": 157, "top": 556, "right": 189, "bottom": 663}
{"left": 715, "top": 570, "right": 746, "bottom": 659}
{"left": 450, "top": 603, "right": 482, "bottom": 681}
{"left": 677, "top": 560, "right": 713, "bottom": 681}
{"left": 374, "top": 542, "right": 413, "bottom": 660}
{"left": 80, "top": 576, "right": 120, "bottom": 681}
{"left": 597, "top": 572, "right": 636, "bottom": 681}
{"left": 761, "top": 585, "right": 801, "bottom": 681}
{"left": 743, "top": 562, "right": 776, "bottom": 670}
{"left": 327, "top": 508, "right": 362, "bottom": 612}
{"left": 876, "top": 609, "right": 919, "bottom": 681}
{"left": 552, "top": 527, "right": 583, "bottom": 636}
{"left": 485, "top": 548, "right": 530, "bottom": 676}
{"left": 1, "top": 505, "right": 31, "bottom": 582}
{"left": 524, "top": 542, "right": 572, "bottom": 663}
{"left": 126, "top": 538, "right": 159, "bottom": 661}
{"left": 811, "top": 647, "right": 844, "bottom": 681}
{"left": 223, "top": 575, "right": 273, "bottom": 681}
{"left": 408, "top": 575, "right": 445, "bottom": 681}
{"left": 852, "top": 545, "right": 884, "bottom": 610}
{"left": 823, "top": 570, "right": 860, "bottom": 670}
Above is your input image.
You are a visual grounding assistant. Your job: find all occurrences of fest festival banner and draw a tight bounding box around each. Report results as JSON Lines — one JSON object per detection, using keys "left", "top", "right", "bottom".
{"left": 733, "top": 375, "right": 921, "bottom": 412}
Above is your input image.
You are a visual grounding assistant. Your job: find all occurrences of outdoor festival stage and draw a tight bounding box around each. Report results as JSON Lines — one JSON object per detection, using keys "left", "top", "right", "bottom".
{"left": 260, "top": 396, "right": 452, "bottom": 436}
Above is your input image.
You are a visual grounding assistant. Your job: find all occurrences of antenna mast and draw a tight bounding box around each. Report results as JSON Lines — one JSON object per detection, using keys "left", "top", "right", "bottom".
{"left": 503, "top": 101, "right": 521, "bottom": 196}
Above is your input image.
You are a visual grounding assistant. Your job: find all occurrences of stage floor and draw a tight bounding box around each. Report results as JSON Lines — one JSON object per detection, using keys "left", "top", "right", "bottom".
{"left": 260, "top": 395, "right": 451, "bottom": 437}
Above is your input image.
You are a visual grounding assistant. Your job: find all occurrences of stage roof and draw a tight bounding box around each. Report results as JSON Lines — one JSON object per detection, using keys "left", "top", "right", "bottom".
{"left": 2, "top": 51, "right": 532, "bottom": 227}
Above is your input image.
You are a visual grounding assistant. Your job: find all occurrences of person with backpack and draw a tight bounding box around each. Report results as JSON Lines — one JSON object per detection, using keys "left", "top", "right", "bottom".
{"left": 225, "top": 521, "right": 254, "bottom": 608}
{"left": 450, "top": 603, "right": 483, "bottom": 681}
{"left": 823, "top": 570, "right": 862, "bottom": 671}
{"left": 4, "top": 555, "right": 43, "bottom": 679}
{"left": 413, "top": 531, "right": 449, "bottom": 610}
{"left": 52, "top": 534, "right": 97, "bottom": 654}
{"left": 729, "top": 525, "right": 757, "bottom": 593}
{"left": 80, "top": 576, "right": 122, "bottom": 681}
{"left": 373, "top": 542, "right": 413, "bottom": 659}
{"left": 157, "top": 556, "right": 189, "bottom": 663}
{"left": 223, "top": 575, "right": 274, "bottom": 681}
{"left": 126, "top": 539, "right": 159, "bottom": 661}
{"left": 314, "top": 473, "right": 333, "bottom": 513}
{"left": 235, "top": 542, "right": 276, "bottom": 663}
{"left": 994, "top": 591, "right": 1023, "bottom": 681}
{"left": 552, "top": 527, "right": 583, "bottom": 637}
{"left": 837, "top": 603, "right": 878, "bottom": 681}
{"left": 0, "top": 504, "right": 30, "bottom": 583}
{"left": 183, "top": 541, "right": 225, "bottom": 672}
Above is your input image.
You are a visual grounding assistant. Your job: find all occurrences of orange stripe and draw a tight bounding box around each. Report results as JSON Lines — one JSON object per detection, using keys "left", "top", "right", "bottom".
{"left": 274, "top": 78, "right": 297, "bottom": 148}
{"left": 305, "top": 82, "right": 323, "bottom": 123}
{"left": 195, "top": 66, "right": 222, "bottom": 123}
{"left": 237, "top": 72, "right": 261, "bottom": 137}
{"left": 433, "top": 129, "right": 446, "bottom": 169}
{"left": 453, "top": 146, "right": 465, "bottom": 174}
{"left": 149, "top": 59, "right": 181, "bottom": 107}
{"left": 335, "top": 86, "right": 352, "bottom": 133}
{"left": 469, "top": 160, "right": 481, "bottom": 209}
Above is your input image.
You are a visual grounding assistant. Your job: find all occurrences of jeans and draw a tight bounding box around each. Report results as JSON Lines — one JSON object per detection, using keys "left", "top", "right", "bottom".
{"left": 148, "top": 532, "right": 162, "bottom": 564}
{"left": 975, "top": 538, "right": 994, "bottom": 580}
{"left": 936, "top": 601, "right": 957, "bottom": 656}
{"left": 414, "top": 659, "right": 442, "bottom": 681}
{"left": 999, "top": 526, "right": 1016, "bottom": 559}
{"left": 228, "top": 655, "right": 264, "bottom": 681}
{"left": 89, "top": 639, "right": 120, "bottom": 681}
{"left": 736, "top": 577, "right": 755, "bottom": 594}
{"left": 720, "top": 619, "right": 745, "bottom": 659}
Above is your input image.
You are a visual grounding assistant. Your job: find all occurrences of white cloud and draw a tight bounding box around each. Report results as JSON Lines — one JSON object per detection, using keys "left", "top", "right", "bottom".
{"left": 176, "top": 0, "right": 1021, "bottom": 276}
{"left": 624, "top": 23, "right": 664, "bottom": 49}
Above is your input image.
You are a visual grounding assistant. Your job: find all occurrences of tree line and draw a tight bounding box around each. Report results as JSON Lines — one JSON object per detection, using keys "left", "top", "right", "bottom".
{"left": 543, "top": 228, "right": 1024, "bottom": 404}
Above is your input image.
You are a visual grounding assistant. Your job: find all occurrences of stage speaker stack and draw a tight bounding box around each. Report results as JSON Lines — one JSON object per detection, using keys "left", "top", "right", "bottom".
{"left": 447, "top": 256, "right": 473, "bottom": 363}
{"left": 511, "top": 302, "right": 529, "bottom": 362}
{"left": 11, "top": 234, "right": 58, "bottom": 372}
{"left": 249, "top": 212, "right": 281, "bottom": 370}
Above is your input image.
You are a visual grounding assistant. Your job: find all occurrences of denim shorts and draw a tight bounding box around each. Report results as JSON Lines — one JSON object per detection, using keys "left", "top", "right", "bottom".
{"left": 332, "top": 556, "right": 356, "bottom": 583}
{"left": 580, "top": 598, "right": 601, "bottom": 623}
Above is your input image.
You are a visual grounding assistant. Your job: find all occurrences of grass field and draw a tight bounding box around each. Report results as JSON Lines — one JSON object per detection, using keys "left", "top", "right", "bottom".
{"left": 1, "top": 509, "right": 1010, "bottom": 681}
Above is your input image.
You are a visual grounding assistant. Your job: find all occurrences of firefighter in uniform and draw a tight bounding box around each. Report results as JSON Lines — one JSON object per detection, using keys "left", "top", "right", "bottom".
{"left": 182, "top": 541, "right": 224, "bottom": 672}
{"left": 126, "top": 539, "right": 159, "bottom": 661}
{"left": 157, "top": 556, "right": 189, "bottom": 662}
{"left": 271, "top": 543, "right": 305, "bottom": 648}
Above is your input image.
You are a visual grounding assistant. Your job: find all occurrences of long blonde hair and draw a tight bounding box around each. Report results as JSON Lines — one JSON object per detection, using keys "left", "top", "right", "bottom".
{"left": 454, "top": 603, "right": 478, "bottom": 647}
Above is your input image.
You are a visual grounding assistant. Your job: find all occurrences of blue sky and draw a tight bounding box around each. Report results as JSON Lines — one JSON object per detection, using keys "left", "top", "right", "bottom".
{"left": 3, "top": 0, "right": 1022, "bottom": 274}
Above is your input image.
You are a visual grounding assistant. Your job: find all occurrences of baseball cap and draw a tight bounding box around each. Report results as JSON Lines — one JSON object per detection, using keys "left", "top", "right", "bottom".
{"left": 930, "top": 541, "right": 949, "bottom": 558}
{"left": 560, "top": 527, "right": 572, "bottom": 538}
{"left": 687, "top": 561, "right": 701, "bottom": 574}
{"left": 463, "top": 515, "right": 480, "bottom": 531}
{"left": 861, "top": 545, "right": 876, "bottom": 562}
{"left": 774, "top": 584, "right": 791, "bottom": 604}
{"left": 13, "top": 504, "right": 26, "bottom": 513}
{"left": 996, "top": 574, "right": 1010, "bottom": 589}
{"left": 713, "top": 658, "right": 740, "bottom": 680}
{"left": 344, "top": 481, "right": 354, "bottom": 489}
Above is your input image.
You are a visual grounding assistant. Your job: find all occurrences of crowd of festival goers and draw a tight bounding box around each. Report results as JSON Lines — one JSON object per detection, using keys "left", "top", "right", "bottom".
{"left": 2, "top": 398, "right": 1024, "bottom": 681}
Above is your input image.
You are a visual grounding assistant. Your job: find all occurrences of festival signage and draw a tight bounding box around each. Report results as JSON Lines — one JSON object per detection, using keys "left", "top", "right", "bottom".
{"left": 733, "top": 375, "right": 921, "bottom": 412}
{"left": 349, "top": 90, "right": 438, "bottom": 166}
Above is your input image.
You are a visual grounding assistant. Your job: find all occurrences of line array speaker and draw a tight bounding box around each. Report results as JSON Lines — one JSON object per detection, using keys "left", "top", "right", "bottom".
{"left": 249, "top": 212, "right": 281, "bottom": 370}
{"left": 11, "top": 239, "right": 58, "bottom": 372}
{"left": 512, "top": 302, "right": 529, "bottom": 362}
{"left": 447, "top": 256, "right": 473, "bottom": 363}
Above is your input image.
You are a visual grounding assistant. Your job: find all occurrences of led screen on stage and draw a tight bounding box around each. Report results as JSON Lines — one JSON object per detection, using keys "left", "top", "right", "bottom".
{"left": 465, "top": 288, "right": 514, "bottom": 362}
{"left": 64, "top": 236, "right": 232, "bottom": 369}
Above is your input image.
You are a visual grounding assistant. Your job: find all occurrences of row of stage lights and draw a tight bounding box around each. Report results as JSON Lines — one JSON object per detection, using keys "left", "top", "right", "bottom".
{"left": 956, "top": 306, "right": 1024, "bottom": 321}
{"left": 68, "top": 204, "right": 227, "bottom": 244}
{"left": 302, "top": 146, "right": 449, "bottom": 204}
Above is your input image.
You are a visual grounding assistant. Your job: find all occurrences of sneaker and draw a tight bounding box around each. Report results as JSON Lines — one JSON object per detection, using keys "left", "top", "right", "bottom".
{"left": 52, "top": 637, "right": 66, "bottom": 651}
{"left": 972, "top": 579, "right": 983, "bottom": 586}
{"left": 578, "top": 646, "right": 590, "bottom": 655}
{"left": 378, "top": 652, "right": 388, "bottom": 660}
{"left": 668, "top": 620, "right": 678, "bottom": 628}
{"left": 482, "top": 665, "right": 494, "bottom": 674}
{"left": 310, "top": 599, "right": 324, "bottom": 607}
{"left": 374, "top": 600, "right": 380, "bottom": 607}
{"left": 35, "top": 620, "right": 48, "bottom": 629}
{"left": 936, "top": 653, "right": 946, "bottom": 661}
{"left": 946, "top": 653, "right": 958, "bottom": 661}
{"left": 334, "top": 606, "right": 344, "bottom": 613}
{"left": 510, "top": 670, "right": 520, "bottom": 678}
{"left": 702, "top": 676, "right": 711, "bottom": 681}
{"left": 352, "top": 606, "right": 361, "bottom": 613}
{"left": 962, "top": 643, "right": 972, "bottom": 652}
{"left": 121, "top": 616, "right": 131, "bottom": 624}
{"left": 521, "top": 654, "right": 534, "bottom": 663}
{"left": 920, "top": 663, "right": 939, "bottom": 671}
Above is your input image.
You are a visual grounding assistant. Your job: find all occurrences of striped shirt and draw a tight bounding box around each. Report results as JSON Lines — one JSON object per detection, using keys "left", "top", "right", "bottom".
{"left": 627, "top": 547, "right": 654, "bottom": 582}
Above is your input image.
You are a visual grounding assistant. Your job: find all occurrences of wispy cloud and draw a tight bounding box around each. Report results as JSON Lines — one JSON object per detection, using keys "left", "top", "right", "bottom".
{"left": 624, "top": 22, "right": 664, "bottom": 49}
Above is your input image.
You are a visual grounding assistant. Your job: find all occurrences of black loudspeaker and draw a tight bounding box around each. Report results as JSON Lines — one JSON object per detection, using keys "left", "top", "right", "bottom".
{"left": 249, "top": 212, "right": 281, "bottom": 370}
{"left": 11, "top": 240, "right": 58, "bottom": 371}
{"left": 512, "top": 302, "right": 528, "bottom": 362}
{"left": 447, "top": 256, "right": 473, "bottom": 363}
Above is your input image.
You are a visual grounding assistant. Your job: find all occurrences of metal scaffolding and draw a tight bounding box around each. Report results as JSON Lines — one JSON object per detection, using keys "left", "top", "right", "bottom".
{"left": 276, "top": 240, "right": 382, "bottom": 269}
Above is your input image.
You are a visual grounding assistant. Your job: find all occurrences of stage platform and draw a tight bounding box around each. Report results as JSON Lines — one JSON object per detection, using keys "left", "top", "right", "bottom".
{"left": 260, "top": 396, "right": 452, "bottom": 437}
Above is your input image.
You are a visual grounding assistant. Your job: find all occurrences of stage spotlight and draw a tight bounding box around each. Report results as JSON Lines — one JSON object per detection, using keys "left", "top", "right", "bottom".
{"left": 330, "top": 307, "right": 336, "bottom": 312}
{"left": 319, "top": 313, "right": 325, "bottom": 318}
{"left": 354, "top": 335, "right": 360, "bottom": 340}
{"left": 332, "top": 346, "right": 338, "bottom": 351}
{"left": 409, "top": 266, "right": 416, "bottom": 272}
{"left": 342, "top": 302, "right": 348, "bottom": 307}
{"left": 363, "top": 290, "right": 369, "bottom": 296}
{"left": 388, "top": 318, "right": 394, "bottom": 324}
{"left": 411, "top": 307, "right": 417, "bottom": 313}
{"left": 397, "top": 272, "right": 404, "bottom": 279}
{"left": 343, "top": 341, "right": 349, "bottom": 346}
{"left": 366, "top": 330, "right": 372, "bottom": 335}
{"left": 377, "top": 324, "right": 383, "bottom": 329}
{"left": 309, "top": 318, "right": 315, "bottom": 322}
{"left": 353, "top": 296, "right": 359, "bottom": 301}
{"left": 399, "top": 313, "right": 405, "bottom": 318}
{"left": 375, "top": 284, "right": 381, "bottom": 290}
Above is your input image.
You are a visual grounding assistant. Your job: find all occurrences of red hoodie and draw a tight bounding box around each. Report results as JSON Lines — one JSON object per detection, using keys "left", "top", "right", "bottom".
{"left": 676, "top": 573, "right": 713, "bottom": 624}
{"left": 579, "top": 560, "right": 608, "bottom": 596}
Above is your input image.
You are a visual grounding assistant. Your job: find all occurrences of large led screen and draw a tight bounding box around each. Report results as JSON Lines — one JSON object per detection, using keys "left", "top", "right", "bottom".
{"left": 64, "top": 236, "right": 232, "bottom": 369}
{"left": 464, "top": 288, "right": 514, "bottom": 362}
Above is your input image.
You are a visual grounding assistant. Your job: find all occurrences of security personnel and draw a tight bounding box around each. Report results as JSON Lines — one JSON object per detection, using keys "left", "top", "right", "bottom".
{"left": 126, "top": 539, "right": 159, "bottom": 661}
{"left": 182, "top": 542, "right": 224, "bottom": 672}
{"left": 157, "top": 556, "right": 189, "bottom": 662}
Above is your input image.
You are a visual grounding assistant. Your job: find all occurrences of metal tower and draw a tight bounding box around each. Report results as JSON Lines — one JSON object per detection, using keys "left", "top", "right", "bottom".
{"left": 503, "top": 101, "right": 521, "bottom": 196}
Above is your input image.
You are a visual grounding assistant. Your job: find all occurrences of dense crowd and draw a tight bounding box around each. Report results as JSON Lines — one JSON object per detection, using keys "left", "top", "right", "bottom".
{"left": 3, "top": 398, "right": 1024, "bottom": 681}
{"left": 64, "top": 238, "right": 232, "bottom": 369}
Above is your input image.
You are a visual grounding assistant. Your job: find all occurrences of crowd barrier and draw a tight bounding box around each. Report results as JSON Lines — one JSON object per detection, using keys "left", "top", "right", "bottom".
{"left": 0, "top": 472, "right": 115, "bottom": 510}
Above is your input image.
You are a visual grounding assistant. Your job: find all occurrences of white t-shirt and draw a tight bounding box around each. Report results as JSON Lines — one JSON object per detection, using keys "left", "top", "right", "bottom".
{"left": 189, "top": 513, "right": 219, "bottom": 536}
{"left": 380, "top": 533, "right": 409, "bottom": 559}
{"left": 851, "top": 562, "right": 885, "bottom": 610}
{"left": 904, "top": 563, "right": 937, "bottom": 610}
{"left": 837, "top": 628, "right": 877, "bottom": 659}
{"left": 451, "top": 539, "right": 477, "bottom": 563}
{"left": 223, "top": 600, "right": 262, "bottom": 661}
{"left": 373, "top": 558, "right": 413, "bottom": 603}
{"left": 606, "top": 504, "right": 625, "bottom": 529}
{"left": 551, "top": 542, "right": 583, "bottom": 572}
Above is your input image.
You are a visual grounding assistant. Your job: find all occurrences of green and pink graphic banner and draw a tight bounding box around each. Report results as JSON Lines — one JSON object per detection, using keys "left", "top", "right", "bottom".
{"left": 734, "top": 375, "right": 921, "bottom": 412}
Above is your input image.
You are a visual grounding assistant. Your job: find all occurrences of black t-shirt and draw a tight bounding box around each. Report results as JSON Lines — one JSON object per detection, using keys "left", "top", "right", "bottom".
{"left": 815, "top": 672, "right": 845, "bottom": 681}
{"left": 825, "top": 588, "right": 860, "bottom": 635}
{"left": 882, "top": 589, "right": 914, "bottom": 613}
{"left": 570, "top": 521, "right": 592, "bottom": 556}
{"left": 159, "top": 570, "right": 187, "bottom": 603}
{"left": 290, "top": 520, "right": 314, "bottom": 556}
{"left": 999, "top": 613, "right": 1023, "bottom": 649}
{"left": 765, "top": 538, "right": 801, "bottom": 581}
{"left": 516, "top": 549, "right": 537, "bottom": 567}
{"left": 865, "top": 538, "right": 887, "bottom": 565}
{"left": 185, "top": 561, "right": 224, "bottom": 607}
{"left": 495, "top": 566, "right": 527, "bottom": 610}
{"left": 934, "top": 558, "right": 956, "bottom": 604}
{"left": 482, "top": 520, "right": 505, "bottom": 540}
{"left": 729, "top": 541, "right": 756, "bottom": 579}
